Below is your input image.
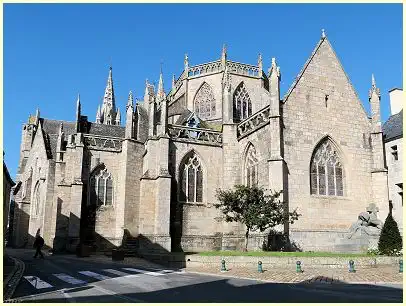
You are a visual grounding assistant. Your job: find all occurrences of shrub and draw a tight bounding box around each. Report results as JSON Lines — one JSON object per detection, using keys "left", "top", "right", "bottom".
{"left": 378, "top": 213, "right": 402, "bottom": 256}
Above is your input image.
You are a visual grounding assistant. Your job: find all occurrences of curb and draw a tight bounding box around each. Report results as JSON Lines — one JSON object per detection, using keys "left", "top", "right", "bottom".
{"left": 3, "top": 257, "right": 25, "bottom": 301}
{"left": 186, "top": 270, "right": 403, "bottom": 285}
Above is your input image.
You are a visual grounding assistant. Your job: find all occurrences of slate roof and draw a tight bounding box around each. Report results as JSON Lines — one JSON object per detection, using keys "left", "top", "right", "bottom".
{"left": 86, "top": 122, "right": 125, "bottom": 138}
{"left": 383, "top": 109, "right": 403, "bottom": 142}
{"left": 39, "top": 118, "right": 125, "bottom": 160}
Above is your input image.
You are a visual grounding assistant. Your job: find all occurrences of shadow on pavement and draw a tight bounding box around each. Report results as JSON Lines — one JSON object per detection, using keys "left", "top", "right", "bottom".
{"left": 18, "top": 277, "right": 403, "bottom": 303}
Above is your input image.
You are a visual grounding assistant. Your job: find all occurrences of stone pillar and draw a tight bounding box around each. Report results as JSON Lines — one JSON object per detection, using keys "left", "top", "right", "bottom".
{"left": 67, "top": 133, "right": 84, "bottom": 252}
{"left": 369, "top": 75, "right": 390, "bottom": 220}
{"left": 153, "top": 135, "right": 172, "bottom": 251}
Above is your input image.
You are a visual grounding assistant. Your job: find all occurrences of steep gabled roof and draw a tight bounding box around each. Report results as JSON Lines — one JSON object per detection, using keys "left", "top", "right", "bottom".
{"left": 383, "top": 109, "right": 403, "bottom": 142}
{"left": 283, "top": 35, "right": 370, "bottom": 119}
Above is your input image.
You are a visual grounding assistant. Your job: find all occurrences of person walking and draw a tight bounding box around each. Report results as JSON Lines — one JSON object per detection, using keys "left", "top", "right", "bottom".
{"left": 33, "top": 234, "right": 45, "bottom": 259}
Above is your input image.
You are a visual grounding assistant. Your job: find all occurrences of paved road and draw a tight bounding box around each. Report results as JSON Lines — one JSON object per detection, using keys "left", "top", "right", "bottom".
{"left": 8, "top": 249, "right": 403, "bottom": 303}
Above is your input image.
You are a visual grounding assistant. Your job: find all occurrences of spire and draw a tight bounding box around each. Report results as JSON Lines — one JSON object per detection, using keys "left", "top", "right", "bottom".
{"left": 369, "top": 73, "right": 381, "bottom": 132}
{"left": 221, "top": 44, "right": 227, "bottom": 59}
{"left": 369, "top": 73, "right": 380, "bottom": 99}
{"left": 34, "top": 107, "right": 40, "bottom": 126}
{"left": 258, "top": 53, "right": 263, "bottom": 75}
{"left": 221, "top": 44, "right": 227, "bottom": 67}
{"left": 184, "top": 54, "right": 189, "bottom": 71}
{"left": 321, "top": 28, "right": 326, "bottom": 39}
{"left": 127, "top": 91, "right": 134, "bottom": 109}
{"left": 115, "top": 108, "right": 121, "bottom": 125}
{"left": 75, "top": 94, "right": 81, "bottom": 132}
{"left": 157, "top": 69, "right": 166, "bottom": 101}
{"left": 101, "top": 66, "right": 116, "bottom": 124}
{"left": 59, "top": 122, "right": 64, "bottom": 135}
{"left": 172, "top": 74, "right": 176, "bottom": 90}
{"left": 96, "top": 105, "right": 101, "bottom": 123}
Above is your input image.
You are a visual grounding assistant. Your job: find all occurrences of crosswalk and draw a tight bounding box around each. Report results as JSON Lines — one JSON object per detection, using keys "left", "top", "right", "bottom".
{"left": 22, "top": 267, "right": 185, "bottom": 291}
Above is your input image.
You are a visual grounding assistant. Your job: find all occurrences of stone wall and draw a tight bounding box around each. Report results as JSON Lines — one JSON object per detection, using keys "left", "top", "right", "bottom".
{"left": 385, "top": 137, "right": 403, "bottom": 231}
{"left": 282, "top": 37, "right": 378, "bottom": 246}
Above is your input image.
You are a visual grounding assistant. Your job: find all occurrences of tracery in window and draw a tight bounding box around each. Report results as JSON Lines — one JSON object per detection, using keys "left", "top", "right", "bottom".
{"left": 245, "top": 144, "right": 258, "bottom": 187}
{"left": 310, "top": 139, "right": 344, "bottom": 196}
{"left": 22, "top": 169, "right": 33, "bottom": 201}
{"left": 233, "top": 82, "right": 252, "bottom": 122}
{"left": 89, "top": 165, "right": 113, "bottom": 207}
{"left": 194, "top": 82, "right": 216, "bottom": 120}
{"left": 179, "top": 152, "right": 203, "bottom": 203}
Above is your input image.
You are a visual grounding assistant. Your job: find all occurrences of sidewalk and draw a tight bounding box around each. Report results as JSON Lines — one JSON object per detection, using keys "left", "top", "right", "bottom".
{"left": 185, "top": 265, "right": 403, "bottom": 284}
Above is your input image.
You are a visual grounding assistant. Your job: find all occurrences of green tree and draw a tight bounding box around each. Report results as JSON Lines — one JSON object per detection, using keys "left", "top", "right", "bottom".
{"left": 214, "top": 185, "right": 300, "bottom": 251}
{"left": 378, "top": 213, "right": 402, "bottom": 256}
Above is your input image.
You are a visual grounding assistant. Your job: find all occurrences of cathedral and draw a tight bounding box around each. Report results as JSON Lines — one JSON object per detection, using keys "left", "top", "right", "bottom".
{"left": 11, "top": 31, "right": 391, "bottom": 253}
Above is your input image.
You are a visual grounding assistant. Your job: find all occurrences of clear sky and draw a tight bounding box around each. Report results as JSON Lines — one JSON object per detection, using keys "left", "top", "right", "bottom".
{"left": 4, "top": 3, "right": 403, "bottom": 179}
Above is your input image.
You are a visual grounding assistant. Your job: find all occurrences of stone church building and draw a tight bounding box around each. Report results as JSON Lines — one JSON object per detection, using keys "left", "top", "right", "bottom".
{"left": 11, "top": 31, "right": 391, "bottom": 253}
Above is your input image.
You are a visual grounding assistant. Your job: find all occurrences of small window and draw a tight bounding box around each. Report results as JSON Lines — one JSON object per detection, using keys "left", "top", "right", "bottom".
{"left": 391, "top": 145, "right": 398, "bottom": 161}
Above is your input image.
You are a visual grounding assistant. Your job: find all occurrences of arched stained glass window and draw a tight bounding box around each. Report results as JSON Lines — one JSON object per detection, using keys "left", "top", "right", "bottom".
{"left": 194, "top": 82, "right": 216, "bottom": 119}
{"left": 245, "top": 144, "right": 258, "bottom": 187}
{"left": 89, "top": 166, "right": 113, "bottom": 207}
{"left": 179, "top": 152, "right": 203, "bottom": 203}
{"left": 310, "top": 139, "right": 344, "bottom": 196}
{"left": 233, "top": 82, "right": 252, "bottom": 122}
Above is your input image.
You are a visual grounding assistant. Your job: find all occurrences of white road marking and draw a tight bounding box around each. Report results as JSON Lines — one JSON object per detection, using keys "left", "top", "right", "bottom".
{"left": 23, "top": 276, "right": 53, "bottom": 289}
{"left": 102, "top": 269, "right": 130, "bottom": 277}
{"left": 161, "top": 269, "right": 185, "bottom": 274}
{"left": 122, "top": 267, "right": 165, "bottom": 276}
{"left": 53, "top": 273, "right": 87, "bottom": 285}
{"left": 78, "top": 271, "right": 110, "bottom": 280}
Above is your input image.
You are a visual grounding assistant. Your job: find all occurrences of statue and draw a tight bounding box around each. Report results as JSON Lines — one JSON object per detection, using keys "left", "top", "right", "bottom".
{"left": 348, "top": 203, "right": 383, "bottom": 239}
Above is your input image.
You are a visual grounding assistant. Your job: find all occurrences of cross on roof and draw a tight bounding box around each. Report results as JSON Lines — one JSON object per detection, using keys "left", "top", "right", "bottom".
{"left": 366, "top": 203, "right": 379, "bottom": 214}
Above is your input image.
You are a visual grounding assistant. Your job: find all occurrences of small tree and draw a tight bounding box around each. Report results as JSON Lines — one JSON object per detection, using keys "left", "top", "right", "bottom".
{"left": 378, "top": 213, "right": 402, "bottom": 256}
{"left": 214, "top": 185, "right": 300, "bottom": 251}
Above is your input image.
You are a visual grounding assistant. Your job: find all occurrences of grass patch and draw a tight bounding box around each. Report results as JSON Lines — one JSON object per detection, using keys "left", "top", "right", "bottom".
{"left": 192, "top": 251, "right": 377, "bottom": 257}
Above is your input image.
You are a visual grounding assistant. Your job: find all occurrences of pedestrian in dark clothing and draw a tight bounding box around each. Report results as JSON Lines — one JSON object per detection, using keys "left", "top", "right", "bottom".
{"left": 33, "top": 234, "right": 45, "bottom": 259}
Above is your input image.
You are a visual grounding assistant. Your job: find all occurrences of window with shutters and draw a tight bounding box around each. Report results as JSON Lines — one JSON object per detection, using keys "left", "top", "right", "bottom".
{"left": 310, "top": 139, "right": 344, "bottom": 196}
{"left": 179, "top": 152, "right": 203, "bottom": 203}
{"left": 89, "top": 165, "right": 113, "bottom": 207}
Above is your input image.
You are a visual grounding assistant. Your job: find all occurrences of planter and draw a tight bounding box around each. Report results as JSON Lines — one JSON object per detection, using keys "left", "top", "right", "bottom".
{"left": 112, "top": 249, "right": 125, "bottom": 261}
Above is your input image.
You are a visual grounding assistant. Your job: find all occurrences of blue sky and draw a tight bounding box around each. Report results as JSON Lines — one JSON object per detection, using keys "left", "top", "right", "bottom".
{"left": 4, "top": 3, "right": 403, "bottom": 179}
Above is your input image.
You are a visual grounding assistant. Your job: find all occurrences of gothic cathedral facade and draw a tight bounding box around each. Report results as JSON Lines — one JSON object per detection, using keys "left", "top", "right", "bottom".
{"left": 12, "top": 32, "right": 389, "bottom": 253}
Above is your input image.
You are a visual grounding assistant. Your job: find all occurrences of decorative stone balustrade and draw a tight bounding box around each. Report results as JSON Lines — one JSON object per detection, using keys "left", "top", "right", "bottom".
{"left": 83, "top": 134, "right": 123, "bottom": 152}
{"left": 168, "top": 124, "right": 222, "bottom": 146}
{"left": 226, "top": 61, "right": 260, "bottom": 77}
{"left": 237, "top": 105, "right": 270, "bottom": 138}
{"left": 188, "top": 61, "right": 223, "bottom": 77}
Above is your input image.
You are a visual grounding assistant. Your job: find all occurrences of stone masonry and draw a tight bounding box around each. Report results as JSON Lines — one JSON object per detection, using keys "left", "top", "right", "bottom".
{"left": 11, "top": 31, "right": 392, "bottom": 253}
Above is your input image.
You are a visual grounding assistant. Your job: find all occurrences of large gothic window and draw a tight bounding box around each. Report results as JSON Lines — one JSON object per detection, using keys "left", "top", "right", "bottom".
{"left": 179, "top": 152, "right": 203, "bottom": 203}
{"left": 194, "top": 82, "right": 216, "bottom": 120}
{"left": 89, "top": 165, "right": 113, "bottom": 207}
{"left": 310, "top": 139, "right": 344, "bottom": 196}
{"left": 245, "top": 144, "right": 258, "bottom": 187}
{"left": 233, "top": 82, "right": 252, "bottom": 122}
{"left": 32, "top": 181, "right": 41, "bottom": 216}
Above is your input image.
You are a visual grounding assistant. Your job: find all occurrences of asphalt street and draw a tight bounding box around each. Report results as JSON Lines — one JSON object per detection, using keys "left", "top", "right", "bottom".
{"left": 7, "top": 248, "right": 403, "bottom": 303}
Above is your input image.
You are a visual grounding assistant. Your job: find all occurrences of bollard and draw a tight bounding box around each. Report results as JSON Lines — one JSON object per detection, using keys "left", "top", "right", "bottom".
{"left": 399, "top": 259, "right": 403, "bottom": 273}
{"left": 258, "top": 261, "right": 263, "bottom": 273}
{"left": 296, "top": 261, "right": 302, "bottom": 273}
{"left": 349, "top": 260, "right": 356, "bottom": 273}
{"left": 221, "top": 259, "right": 227, "bottom": 272}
